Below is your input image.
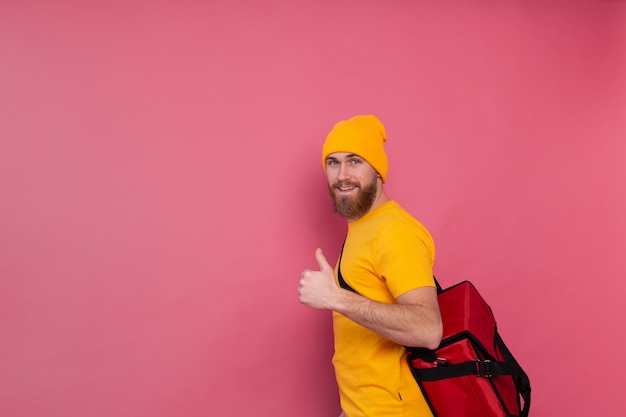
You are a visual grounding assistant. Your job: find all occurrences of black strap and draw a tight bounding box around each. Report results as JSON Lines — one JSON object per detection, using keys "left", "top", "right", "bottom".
{"left": 337, "top": 240, "right": 358, "bottom": 294}
{"left": 410, "top": 358, "right": 517, "bottom": 381}
{"left": 495, "top": 333, "right": 532, "bottom": 417}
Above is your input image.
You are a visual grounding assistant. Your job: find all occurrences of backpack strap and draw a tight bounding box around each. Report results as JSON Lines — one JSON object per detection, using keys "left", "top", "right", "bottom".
{"left": 496, "top": 333, "right": 532, "bottom": 417}
{"left": 409, "top": 356, "right": 518, "bottom": 380}
{"left": 337, "top": 240, "right": 358, "bottom": 294}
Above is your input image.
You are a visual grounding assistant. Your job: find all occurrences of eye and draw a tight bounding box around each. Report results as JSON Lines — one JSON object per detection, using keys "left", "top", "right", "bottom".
{"left": 326, "top": 159, "right": 338, "bottom": 166}
{"left": 350, "top": 158, "right": 362, "bottom": 165}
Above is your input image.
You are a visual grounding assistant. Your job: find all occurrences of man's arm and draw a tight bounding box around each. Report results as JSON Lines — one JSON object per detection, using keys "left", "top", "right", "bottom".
{"left": 332, "top": 285, "right": 442, "bottom": 349}
{"left": 299, "top": 248, "right": 443, "bottom": 349}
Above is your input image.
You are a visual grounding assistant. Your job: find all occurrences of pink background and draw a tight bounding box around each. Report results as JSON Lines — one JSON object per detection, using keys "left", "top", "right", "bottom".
{"left": 1, "top": 1, "right": 625, "bottom": 416}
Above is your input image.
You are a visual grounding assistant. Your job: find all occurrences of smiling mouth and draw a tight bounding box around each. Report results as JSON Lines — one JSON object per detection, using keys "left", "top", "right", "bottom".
{"left": 335, "top": 184, "right": 357, "bottom": 194}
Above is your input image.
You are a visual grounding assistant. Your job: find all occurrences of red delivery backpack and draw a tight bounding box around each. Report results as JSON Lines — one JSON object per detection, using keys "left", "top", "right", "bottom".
{"left": 407, "top": 280, "right": 531, "bottom": 417}
{"left": 337, "top": 246, "right": 531, "bottom": 417}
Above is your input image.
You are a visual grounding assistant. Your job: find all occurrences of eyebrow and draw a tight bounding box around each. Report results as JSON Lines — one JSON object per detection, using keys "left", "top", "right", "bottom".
{"left": 326, "top": 154, "right": 361, "bottom": 162}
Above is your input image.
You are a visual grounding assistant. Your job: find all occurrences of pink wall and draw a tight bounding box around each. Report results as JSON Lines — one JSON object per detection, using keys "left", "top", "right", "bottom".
{"left": 1, "top": 1, "right": 625, "bottom": 416}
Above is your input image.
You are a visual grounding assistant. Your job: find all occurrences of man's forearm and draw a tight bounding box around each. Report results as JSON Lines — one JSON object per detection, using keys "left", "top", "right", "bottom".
{"left": 332, "top": 289, "right": 442, "bottom": 349}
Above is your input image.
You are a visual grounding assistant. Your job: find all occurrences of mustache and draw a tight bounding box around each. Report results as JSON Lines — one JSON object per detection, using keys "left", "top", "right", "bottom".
{"left": 332, "top": 180, "right": 359, "bottom": 188}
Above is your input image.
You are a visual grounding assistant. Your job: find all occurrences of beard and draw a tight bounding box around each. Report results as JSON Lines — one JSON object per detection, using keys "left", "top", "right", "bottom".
{"left": 329, "top": 175, "right": 379, "bottom": 221}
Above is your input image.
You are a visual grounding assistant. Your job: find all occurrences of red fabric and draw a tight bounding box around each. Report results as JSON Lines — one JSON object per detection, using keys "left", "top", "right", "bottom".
{"left": 410, "top": 282, "right": 523, "bottom": 417}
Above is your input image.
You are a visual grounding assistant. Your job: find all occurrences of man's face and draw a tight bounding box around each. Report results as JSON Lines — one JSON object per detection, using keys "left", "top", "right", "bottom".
{"left": 325, "top": 152, "right": 380, "bottom": 221}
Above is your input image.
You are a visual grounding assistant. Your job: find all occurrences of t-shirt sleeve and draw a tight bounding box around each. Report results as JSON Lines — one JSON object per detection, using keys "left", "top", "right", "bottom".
{"left": 376, "top": 221, "right": 436, "bottom": 298}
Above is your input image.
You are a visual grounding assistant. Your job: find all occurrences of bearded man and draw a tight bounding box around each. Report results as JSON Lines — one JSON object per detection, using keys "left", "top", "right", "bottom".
{"left": 298, "top": 115, "right": 443, "bottom": 417}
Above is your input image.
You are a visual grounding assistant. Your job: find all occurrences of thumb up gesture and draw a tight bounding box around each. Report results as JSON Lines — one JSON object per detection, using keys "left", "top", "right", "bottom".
{"left": 298, "top": 249, "right": 339, "bottom": 310}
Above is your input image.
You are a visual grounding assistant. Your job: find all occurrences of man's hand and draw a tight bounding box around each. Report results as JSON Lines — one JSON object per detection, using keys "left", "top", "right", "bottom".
{"left": 298, "top": 249, "right": 339, "bottom": 310}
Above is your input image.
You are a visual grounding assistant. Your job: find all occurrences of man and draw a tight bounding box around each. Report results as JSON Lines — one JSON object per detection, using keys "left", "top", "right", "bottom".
{"left": 298, "top": 115, "right": 443, "bottom": 417}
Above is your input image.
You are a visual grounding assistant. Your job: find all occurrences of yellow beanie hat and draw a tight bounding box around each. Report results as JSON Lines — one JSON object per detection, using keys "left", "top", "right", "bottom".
{"left": 322, "top": 115, "right": 388, "bottom": 182}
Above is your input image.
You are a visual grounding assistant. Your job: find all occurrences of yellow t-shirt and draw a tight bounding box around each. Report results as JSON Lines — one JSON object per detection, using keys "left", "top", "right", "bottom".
{"left": 332, "top": 200, "right": 436, "bottom": 417}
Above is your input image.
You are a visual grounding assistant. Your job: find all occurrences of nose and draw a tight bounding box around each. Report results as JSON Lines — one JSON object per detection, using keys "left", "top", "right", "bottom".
{"left": 336, "top": 162, "right": 350, "bottom": 182}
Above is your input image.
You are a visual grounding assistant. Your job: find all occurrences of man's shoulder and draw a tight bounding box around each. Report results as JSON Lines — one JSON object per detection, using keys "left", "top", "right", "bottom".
{"left": 378, "top": 201, "right": 428, "bottom": 230}
{"left": 373, "top": 203, "right": 434, "bottom": 250}
{"left": 351, "top": 201, "right": 433, "bottom": 246}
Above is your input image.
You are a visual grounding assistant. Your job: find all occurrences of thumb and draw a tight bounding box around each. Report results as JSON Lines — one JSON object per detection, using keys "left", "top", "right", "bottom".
{"left": 315, "top": 248, "right": 332, "bottom": 272}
